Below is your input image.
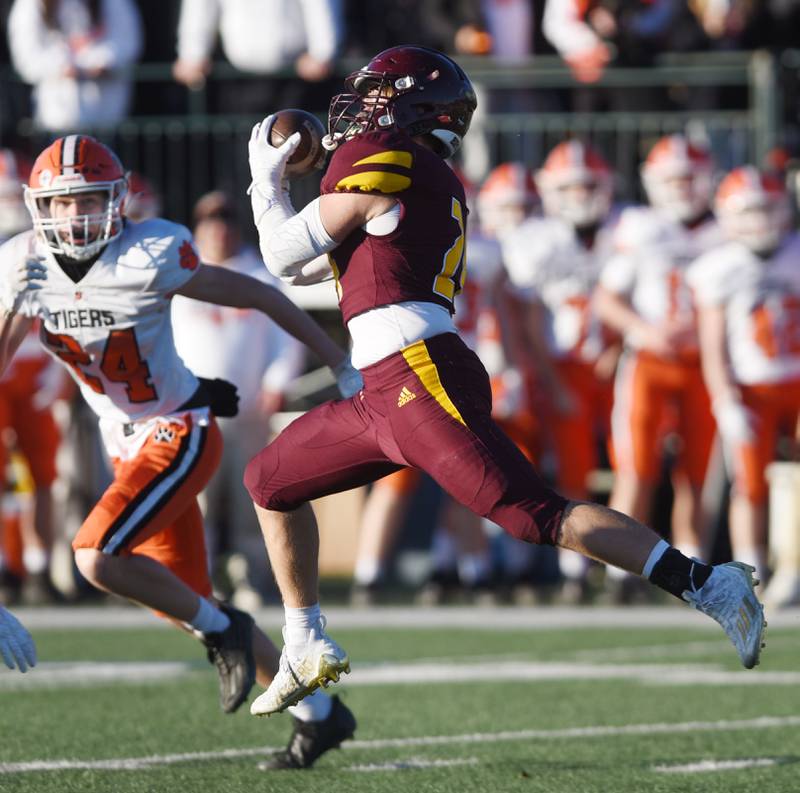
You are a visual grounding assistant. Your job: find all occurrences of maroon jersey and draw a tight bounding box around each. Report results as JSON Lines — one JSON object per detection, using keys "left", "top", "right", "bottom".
{"left": 320, "top": 130, "right": 468, "bottom": 324}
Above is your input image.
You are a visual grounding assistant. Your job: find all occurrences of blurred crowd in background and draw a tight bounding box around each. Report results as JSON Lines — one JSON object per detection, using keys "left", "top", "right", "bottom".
{"left": 1, "top": 0, "right": 800, "bottom": 613}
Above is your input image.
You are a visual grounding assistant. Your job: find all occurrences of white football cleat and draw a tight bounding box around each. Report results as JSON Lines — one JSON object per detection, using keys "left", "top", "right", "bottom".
{"left": 682, "top": 561, "right": 766, "bottom": 669}
{"left": 250, "top": 617, "right": 350, "bottom": 717}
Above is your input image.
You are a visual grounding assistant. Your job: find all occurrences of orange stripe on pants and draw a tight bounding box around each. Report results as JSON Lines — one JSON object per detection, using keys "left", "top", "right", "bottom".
{"left": 73, "top": 414, "right": 222, "bottom": 597}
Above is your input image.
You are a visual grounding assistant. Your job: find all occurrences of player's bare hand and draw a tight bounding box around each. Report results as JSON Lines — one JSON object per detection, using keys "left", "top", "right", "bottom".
{"left": 1, "top": 255, "right": 47, "bottom": 314}
{"left": 0, "top": 606, "right": 37, "bottom": 673}
{"left": 248, "top": 117, "right": 302, "bottom": 195}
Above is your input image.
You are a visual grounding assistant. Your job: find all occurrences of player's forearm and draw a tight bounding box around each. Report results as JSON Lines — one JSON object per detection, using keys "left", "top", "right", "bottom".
{"left": 594, "top": 287, "right": 647, "bottom": 338}
{"left": 697, "top": 306, "right": 738, "bottom": 404}
{"left": 249, "top": 284, "right": 345, "bottom": 369}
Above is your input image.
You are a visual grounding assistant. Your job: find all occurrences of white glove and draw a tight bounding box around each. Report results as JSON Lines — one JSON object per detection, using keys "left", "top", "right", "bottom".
{"left": 0, "top": 255, "right": 47, "bottom": 314}
{"left": 714, "top": 398, "right": 758, "bottom": 446}
{"left": 248, "top": 116, "right": 302, "bottom": 201}
{"left": 0, "top": 606, "right": 37, "bottom": 672}
{"left": 333, "top": 356, "right": 363, "bottom": 399}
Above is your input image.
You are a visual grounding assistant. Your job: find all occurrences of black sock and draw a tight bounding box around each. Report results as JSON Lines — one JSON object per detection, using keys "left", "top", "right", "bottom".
{"left": 648, "top": 548, "right": 712, "bottom": 601}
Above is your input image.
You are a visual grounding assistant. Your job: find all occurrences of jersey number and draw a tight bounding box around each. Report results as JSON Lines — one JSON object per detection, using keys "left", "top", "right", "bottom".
{"left": 45, "top": 327, "right": 158, "bottom": 403}
{"left": 433, "top": 197, "right": 467, "bottom": 304}
{"left": 752, "top": 296, "right": 800, "bottom": 359}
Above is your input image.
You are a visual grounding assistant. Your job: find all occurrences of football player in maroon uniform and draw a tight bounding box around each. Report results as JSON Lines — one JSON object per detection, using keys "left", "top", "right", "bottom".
{"left": 244, "top": 46, "right": 766, "bottom": 717}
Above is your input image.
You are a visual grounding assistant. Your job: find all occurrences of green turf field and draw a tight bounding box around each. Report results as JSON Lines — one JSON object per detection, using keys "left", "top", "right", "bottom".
{"left": 0, "top": 608, "right": 798, "bottom": 793}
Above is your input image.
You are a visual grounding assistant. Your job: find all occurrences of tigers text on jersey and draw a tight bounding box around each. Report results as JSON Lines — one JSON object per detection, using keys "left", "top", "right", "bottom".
{"left": 601, "top": 206, "right": 723, "bottom": 349}
{"left": 687, "top": 233, "right": 800, "bottom": 385}
{"left": 0, "top": 219, "right": 200, "bottom": 424}
{"left": 502, "top": 213, "right": 618, "bottom": 361}
{"left": 321, "top": 130, "right": 468, "bottom": 324}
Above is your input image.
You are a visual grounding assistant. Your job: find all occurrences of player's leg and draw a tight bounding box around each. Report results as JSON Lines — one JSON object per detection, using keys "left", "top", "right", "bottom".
{"left": 244, "top": 396, "right": 402, "bottom": 714}
{"left": 396, "top": 334, "right": 765, "bottom": 668}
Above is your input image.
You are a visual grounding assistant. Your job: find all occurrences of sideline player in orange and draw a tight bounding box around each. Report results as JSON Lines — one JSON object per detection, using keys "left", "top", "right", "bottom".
{"left": 243, "top": 46, "right": 765, "bottom": 718}
{"left": 0, "top": 135, "right": 359, "bottom": 769}
{"left": 595, "top": 135, "right": 724, "bottom": 599}
{"left": 502, "top": 141, "right": 619, "bottom": 601}
{"left": 689, "top": 167, "right": 800, "bottom": 591}
{"left": 0, "top": 148, "right": 63, "bottom": 604}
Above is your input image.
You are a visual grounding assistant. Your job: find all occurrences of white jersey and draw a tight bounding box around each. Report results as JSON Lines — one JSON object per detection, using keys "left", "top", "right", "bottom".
{"left": 172, "top": 247, "right": 304, "bottom": 413}
{"left": 502, "top": 212, "right": 619, "bottom": 361}
{"left": 601, "top": 206, "right": 723, "bottom": 351}
{"left": 456, "top": 233, "right": 504, "bottom": 351}
{"left": 0, "top": 219, "right": 201, "bottom": 424}
{"left": 687, "top": 233, "right": 800, "bottom": 385}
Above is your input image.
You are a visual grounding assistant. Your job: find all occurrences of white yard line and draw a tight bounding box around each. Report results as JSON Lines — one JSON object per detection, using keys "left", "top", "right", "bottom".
{"left": 3, "top": 658, "right": 800, "bottom": 690}
{"left": 654, "top": 758, "right": 786, "bottom": 773}
{"left": 13, "top": 605, "right": 800, "bottom": 630}
{"left": 347, "top": 757, "right": 479, "bottom": 772}
{"left": 1, "top": 715, "right": 798, "bottom": 775}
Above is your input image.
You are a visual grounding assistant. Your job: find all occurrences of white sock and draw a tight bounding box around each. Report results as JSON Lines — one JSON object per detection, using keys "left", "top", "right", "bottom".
{"left": 188, "top": 597, "right": 230, "bottom": 634}
{"left": 288, "top": 688, "right": 333, "bottom": 722}
{"left": 641, "top": 539, "right": 671, "bottom": 579}
{"left": 23, "top": 547, "right": 49, "bottom": 575}
{"left": 354, "top": 557, "right": 383, "bottom": 587}
{"left": 284, "top": 603, "right": 321, "bottom": 648}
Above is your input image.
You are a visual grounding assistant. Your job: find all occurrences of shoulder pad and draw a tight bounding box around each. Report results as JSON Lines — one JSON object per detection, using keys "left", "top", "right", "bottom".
{"left": 322, "top": 130, "right": 416, "bottom": 196}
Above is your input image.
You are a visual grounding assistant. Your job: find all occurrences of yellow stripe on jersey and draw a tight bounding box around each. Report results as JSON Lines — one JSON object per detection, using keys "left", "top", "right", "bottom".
{"left": 335, "top": 172, "right": 411, "bottom": 193}
{"left": 328, "top": 253, "right": 343, "bottom": 300}
{"left": 401, "top": 339, "right": 465, "bottom": 426}
{"left": 352, "top": 150, "right": 413, "bottom": 169}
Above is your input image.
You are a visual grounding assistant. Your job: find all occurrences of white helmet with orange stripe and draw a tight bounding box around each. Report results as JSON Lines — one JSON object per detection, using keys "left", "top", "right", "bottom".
{"left": 477, "top": 162, "right": 538, "bottom": 238}
{"left": 24, "top": 135, "right": 128, "bottom": 261}
{"left": 535, "top": 140, "right": 612, "bottom": 228}
{"left": 715, "top": 166, "right": 791, "bottom": 254}
{"left": 0, "top": 149, "right": 32, "bottom": 239}
{"left": 641, "top": 134, "right": 713, "bottom": 223}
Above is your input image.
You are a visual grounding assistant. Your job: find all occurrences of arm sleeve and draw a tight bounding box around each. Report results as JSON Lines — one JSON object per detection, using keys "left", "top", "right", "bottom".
{"left": 298, "top": 0, "right": 343, "bottom": 63}
{"left": 542, "top": 0, "right": 601, "bottom": 58}
{"left": 8, "top": 0, "right": 72, "bottom": 82}
{"left": 175, "top": 0, "right": 221, "bottom": 63}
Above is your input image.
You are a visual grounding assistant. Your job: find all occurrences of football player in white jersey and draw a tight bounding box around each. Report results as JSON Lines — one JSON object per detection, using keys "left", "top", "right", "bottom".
{"left": 0, "top": 135, "right": 358, "bottom": 768}
{"left": 502, "top": 140, "right": 618, "bottom": 601}
{"left": 172, "top": 190, "right": 305, "bottom": 611}
{"left": 688, "top": 167, "right": 799, "bottom": 591}
{"left": 595, "top": 135, "right": 725, "bottom": 596}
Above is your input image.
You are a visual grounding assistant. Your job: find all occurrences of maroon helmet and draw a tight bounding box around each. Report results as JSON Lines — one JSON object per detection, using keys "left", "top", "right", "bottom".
{"left": 326, "top": 46, "right": 477, "bottom": 158}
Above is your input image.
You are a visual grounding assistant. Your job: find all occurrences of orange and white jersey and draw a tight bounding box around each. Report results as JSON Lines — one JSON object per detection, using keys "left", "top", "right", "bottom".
{"left": 456, "top": 232, "right": 504, "bottom": 351}
{"left": 501, "top": 212, "right": 618, "bottom": 361}
{"left": 687, "top": 233, "right": 800, "bottom": 385}
{"left": 0, "top": 218, "right": 201, "bottom": 424}
{"left": 601, "top": 205, "right": 724, "bottom": 350}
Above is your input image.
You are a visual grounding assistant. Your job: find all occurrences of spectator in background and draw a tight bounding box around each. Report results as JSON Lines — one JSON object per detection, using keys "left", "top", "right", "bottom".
{"left": 172, "top": 0, "right": 344, "bottom": 114}
{"left": 7, "top": 0, "right": 142, "bottom": 133}
{"left": 172, "top": 191, "right": 305, "bottom": 609}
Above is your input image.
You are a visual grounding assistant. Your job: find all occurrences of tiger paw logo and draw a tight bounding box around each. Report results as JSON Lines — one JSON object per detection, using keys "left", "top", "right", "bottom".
{"left": 178, "top": 240, "right": 199, "bottom": 271}
{"left": 153, "top": 426, "right": 176, "bottom": 444}
{"left": 397, "top": 386, "right": 416, "bottom": 407}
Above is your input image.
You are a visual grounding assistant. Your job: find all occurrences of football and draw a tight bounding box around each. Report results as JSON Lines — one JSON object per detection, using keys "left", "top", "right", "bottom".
{"left": 268, "top": 109, "right": 327, "bottom": 177}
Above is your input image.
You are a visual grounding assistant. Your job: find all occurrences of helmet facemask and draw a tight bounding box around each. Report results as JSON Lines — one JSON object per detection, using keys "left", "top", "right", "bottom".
{"left": 325, "top": 47, "right": 476, "bottom": 159}
{"left": 25, "top": 178, "right": 127, "bottom": 261}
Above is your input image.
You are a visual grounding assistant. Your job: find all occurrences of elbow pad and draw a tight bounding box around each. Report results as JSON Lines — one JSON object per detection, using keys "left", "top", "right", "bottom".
{"left": 263, "top": 198, "right": 337, "bottom": 281}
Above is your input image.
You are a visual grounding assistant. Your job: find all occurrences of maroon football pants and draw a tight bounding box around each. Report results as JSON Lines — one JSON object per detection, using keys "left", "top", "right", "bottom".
{"left": 244, "top": 333, "right": 567, "bottom": 545}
